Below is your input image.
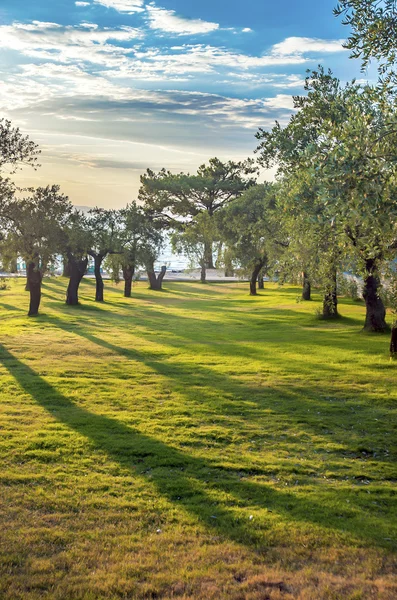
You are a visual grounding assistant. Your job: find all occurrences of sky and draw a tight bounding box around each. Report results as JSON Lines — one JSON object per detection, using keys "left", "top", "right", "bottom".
{"left": 0, "top": 0, "right": 373, "bottom": 208}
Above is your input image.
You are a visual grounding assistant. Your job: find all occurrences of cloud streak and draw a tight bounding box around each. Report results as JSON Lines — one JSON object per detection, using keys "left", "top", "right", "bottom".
{"left": 93, "top": 0, "right": 145, "bottom": 13}
{"left": 146, "top": 5, "right": 219, "bottom": 35}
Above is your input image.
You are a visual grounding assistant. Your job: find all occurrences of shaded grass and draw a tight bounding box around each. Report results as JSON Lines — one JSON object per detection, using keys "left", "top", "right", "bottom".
{"left": 0, "top": 278, "right": 396, "bottom": 599}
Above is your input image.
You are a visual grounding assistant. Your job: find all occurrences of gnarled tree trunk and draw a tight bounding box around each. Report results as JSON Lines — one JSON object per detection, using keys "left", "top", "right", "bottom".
{"left": 250, "top": 261, "right": 264, "bottom": 296}
{"left": 27, "top": 261, "right": 43, "bottom": 317}
{"left": 89, "top": 253, "right": 106, "bottom": 302}
{"left": 302, "top": 272, "right": 311, "bottom": 301}
{"left": 66, "top": 256, "right": 88, "bottom": 305}
{"left": 363, "top": 259, "right": 387, "bottom": 332}
{"left": 147, "top": 265, "right": 167, "bottom": 290}
{"left": 122, "top": 265, "right": 135, "bottom": 298}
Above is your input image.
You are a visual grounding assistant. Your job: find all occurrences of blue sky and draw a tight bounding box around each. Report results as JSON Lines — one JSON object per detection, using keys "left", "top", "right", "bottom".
{"left": 0, "top": 0, "right": 372, "bottom": 207}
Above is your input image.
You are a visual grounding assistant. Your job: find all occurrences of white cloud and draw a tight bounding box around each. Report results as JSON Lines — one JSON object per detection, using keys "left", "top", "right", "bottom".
{"left": 242, "top": 28, "right": 252, "bottom": 33}
{"left": 263, "top": 94, "right": 295, "bottom": 110}
{"left": 75, "top": 2, "right": 91, "bottom": 6}
{"left": 272, "top": 36, "right": 346, "bottom": 56}
{"left": 93, "top": 0, "right": 144, "bottom": 13}
{"left": 146, "top": 5, "right": 219, "bottom": 35}
{"left": 0, "top": 21, "right": 143, "bottom": 66}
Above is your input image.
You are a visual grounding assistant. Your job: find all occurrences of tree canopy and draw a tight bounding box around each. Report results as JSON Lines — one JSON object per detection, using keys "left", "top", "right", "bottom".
{"left": 334, "top": 0, "right": 397, "bottom": 84}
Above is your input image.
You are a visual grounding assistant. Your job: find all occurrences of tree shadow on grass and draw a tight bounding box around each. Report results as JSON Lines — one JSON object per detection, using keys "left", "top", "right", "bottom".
{"left": 0, "top": 299, "right": 392, "bottom": 445}
{"left": 0, "top": 341, "right": 395, "bottom": 554}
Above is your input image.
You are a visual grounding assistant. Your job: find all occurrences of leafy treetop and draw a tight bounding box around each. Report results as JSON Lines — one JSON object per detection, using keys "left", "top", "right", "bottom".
{"left": 334, "top": 0, "right": 397, "bottom": 84}
{"left": 139, "top": 157, "right": 258, "bottom": 224}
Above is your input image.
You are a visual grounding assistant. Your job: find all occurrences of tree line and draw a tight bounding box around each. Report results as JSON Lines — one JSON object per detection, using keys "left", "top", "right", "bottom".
{"left": 0, "top": 0, "right": 396, "bottom": 355}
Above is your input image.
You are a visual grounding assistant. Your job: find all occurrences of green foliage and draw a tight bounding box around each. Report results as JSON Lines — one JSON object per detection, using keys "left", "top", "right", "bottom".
{"left": 337, "top": 274, "right": 361, "bottom": 301}
{"left": 334, "top": 0, "right": 397, "bottom": 85}
{"left": 0, "top": 119, "right": 40, "bottom": 234}
{"left": 86, "top": 207, "right": 123, "bottom": 258}
{"left": 0, "top": 118, "right": 40, "bottom": 173}
{"left": 171, "top": 212, "right": 219, "bottom": 270}
{"left": 139, "top": 157, "right": 258, "bottom": 222}
{"left": 63, "top": 210, "right": 91, "bottom": 261}
{"left": 256, "top": 67, "right": 397, "bottom": 281}
{"left": 217, "top": 183, "right": 284, "bottom": 277}
{"left": 6, "top": 186, "right": 72, "bottom": 271}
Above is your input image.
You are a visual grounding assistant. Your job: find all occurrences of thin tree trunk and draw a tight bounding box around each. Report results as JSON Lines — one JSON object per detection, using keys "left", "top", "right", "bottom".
{"left": 250, "top": 262, "right": 263, "bottom": 296}
{"left": 322, "top": 268, "right": 339, "bottom": 319}
{"left": 390, "top": 324, "right": 397, "bottom": 357}
{"left": 204, "top": 240, "right": 214, "bottom": 269}
{"left": 302, "top": 272, "right": 311, "bottom": 301}
{"left": 27, "top": 261, "right": 42, "bottom": 317}
{"left": 123, "top": 265, "right": 135, "bottom": 298}
{"left": 201, "top": 264, "right": 206, "bottom": 283}
{"left": 363, "top": 259, "right": 387, "bottom": 332}
{"left": 94, "top": 255, "right": 105, "bottom": 302}
{"left": 258, "top": 271, "right": 265, "bottom": 290}
{"left": 9, "top": 258, "right": 17, "bottom": 274}
{"left": 66, "top": 257, "right": 87, "bottom": 305}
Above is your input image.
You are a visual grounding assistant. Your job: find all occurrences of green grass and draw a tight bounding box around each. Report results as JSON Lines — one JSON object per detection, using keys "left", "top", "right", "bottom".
{"left": 0, "top": 278, "right": 396, "bottom": 600}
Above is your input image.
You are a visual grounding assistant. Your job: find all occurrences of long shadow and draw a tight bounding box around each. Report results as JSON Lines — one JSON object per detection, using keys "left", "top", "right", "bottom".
{"left": 0, "top": 342, "right": 395, "bottom": 552}
{"left": 29, "top": 312, "right": 397, "bottom": 472}
{"left": 1, "top": 298, "right": 392, "bottom": 449}
{"left": 0, "top": 302, "right": 24, "bottom": 313}
{"left": 41, "top": 299, "right": 383, "bottom": 376}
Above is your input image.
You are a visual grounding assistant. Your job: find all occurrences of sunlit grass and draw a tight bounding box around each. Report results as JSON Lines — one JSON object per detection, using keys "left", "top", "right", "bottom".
{"left": 0, "top": 278, "right": 396, "bottom": 599}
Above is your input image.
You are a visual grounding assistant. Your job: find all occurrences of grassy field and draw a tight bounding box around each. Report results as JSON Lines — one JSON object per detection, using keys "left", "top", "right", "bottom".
{"left": 0, "top": 278, "right": 396, "bottom": 600}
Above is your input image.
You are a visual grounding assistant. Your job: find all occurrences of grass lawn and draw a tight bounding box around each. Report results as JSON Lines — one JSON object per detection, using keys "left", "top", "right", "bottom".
{"left": 0, "top": 278, "right": 396, "bottom": 600}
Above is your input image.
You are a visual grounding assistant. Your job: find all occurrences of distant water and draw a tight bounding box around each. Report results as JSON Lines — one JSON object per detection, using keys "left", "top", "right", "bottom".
{"left": 155, "top": 239, "right": 190, "bottom": 271}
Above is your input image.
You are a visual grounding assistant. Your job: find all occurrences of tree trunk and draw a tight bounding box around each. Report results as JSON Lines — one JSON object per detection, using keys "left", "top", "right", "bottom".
{"left": 322, "top": 290, "right": 338, "bottom": 318}
{"left": 66, "top": 257, "right": 87, "bottom": 305}
{"left": 62, "top": 256, "right": 71, "bottom": 278}
{"left": 322, "top": 268, "right": 339, "bottom": 319}
{"left": 302, "top": 272, "right": 311, "bottom": 301}
{"left": 27, "top": 262, "right": 43, "bottom": 317}
{"left": 94, "top": 255, "right": 105, "bottom": 302}
{"left": 9, "top": 258, "right": 17, "bottom": 274}
{"left": 250, "top": 262, "right": 263, "bottom": 296}
{"left": 390, "top": 324, "right": 397, "bottom": 357}
{"left": 204, "top": 240, "right": 214, "bottom": 269}
{"left": 25, "top": 275, "right": 30, "bottom": 292}
{"left": 201, "top": 264, "right": 206, "bottom": 283}
{"left": 157, "top": 265, "right": 167, "bottom": 288}
{"left": 122, "top": 265, "right": 135, "bottom": 298}
{"left": 147, "top": 265, "right": 167, "bottom": 290}
{"left": 363, "top": 260, "right": 387, "bottom": 332}
{"left": 258, "top": 271, "right": 265, "bottom": 290}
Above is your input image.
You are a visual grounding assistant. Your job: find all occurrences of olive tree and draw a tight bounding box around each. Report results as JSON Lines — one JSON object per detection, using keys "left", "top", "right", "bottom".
{"left": 335, "top": 0, "right": 397, "bottom": 85}
{"left": 256, "top": 68, "right": 397, "bottom": 331}
{"left": 7, "top": 186, "right": 71, "bottom": 315}
{"left": 86, "top": 208, "right": 122, "bottom": 302}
